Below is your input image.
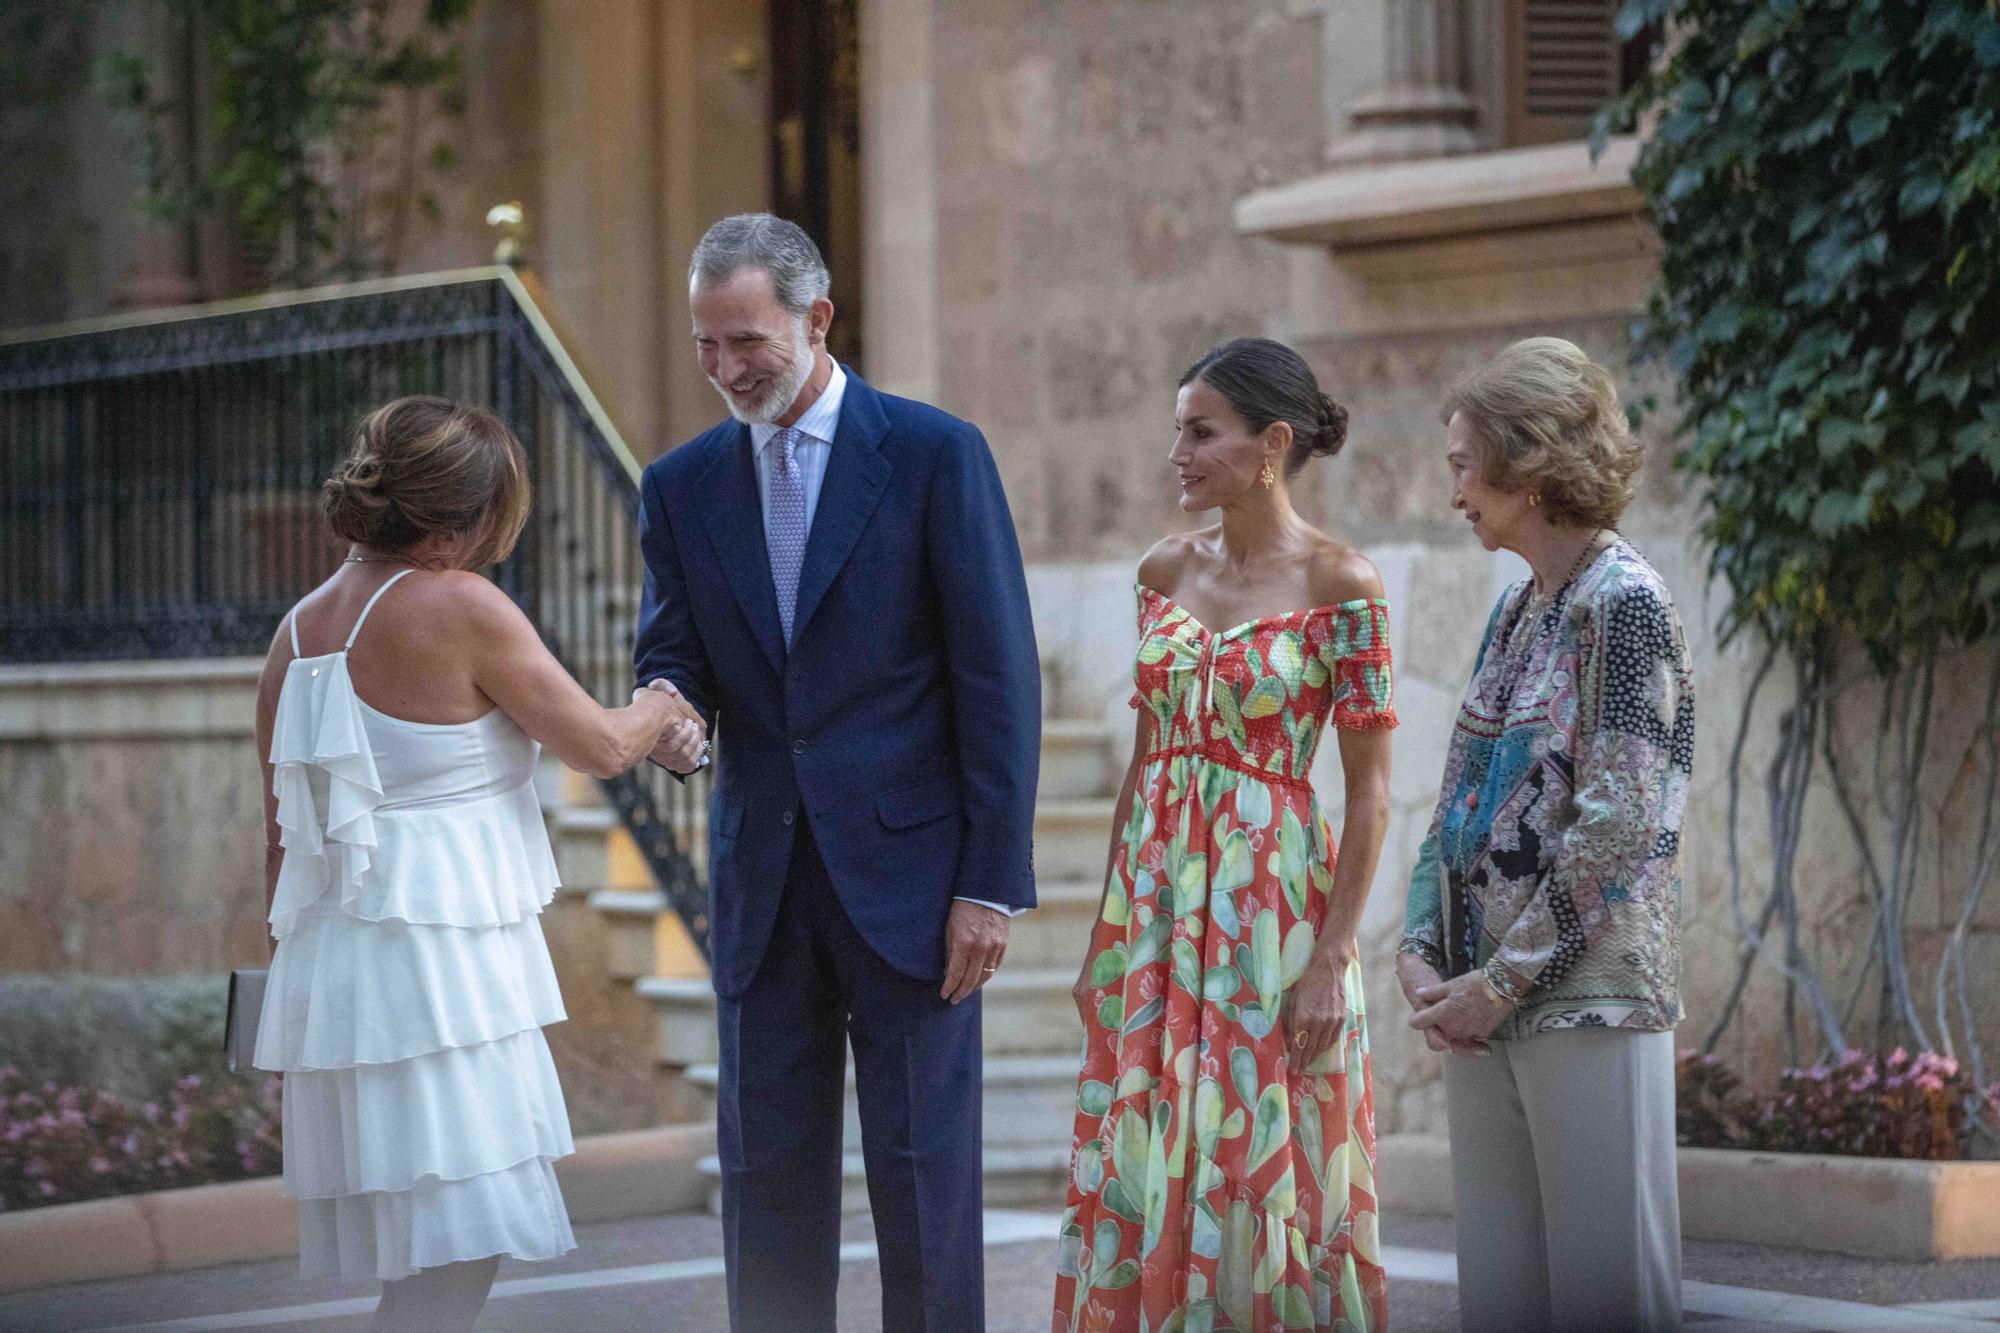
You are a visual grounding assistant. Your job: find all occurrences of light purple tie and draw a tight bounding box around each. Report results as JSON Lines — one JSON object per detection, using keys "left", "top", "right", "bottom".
{"left": 767, "top": 427, "right": 808, "bottom": 645}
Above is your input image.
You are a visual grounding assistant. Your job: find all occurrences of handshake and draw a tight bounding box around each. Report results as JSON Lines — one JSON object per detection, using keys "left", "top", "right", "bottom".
{"left": 633, "top": 678, "right": 708, "bottom": 774}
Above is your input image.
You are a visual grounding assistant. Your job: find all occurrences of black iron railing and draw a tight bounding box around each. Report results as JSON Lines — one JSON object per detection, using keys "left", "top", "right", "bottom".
{"left": 0, "top": 268, "right": 709, "bottom": 955}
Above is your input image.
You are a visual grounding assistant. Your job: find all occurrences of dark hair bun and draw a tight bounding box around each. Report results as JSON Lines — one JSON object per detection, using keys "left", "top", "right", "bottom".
{"left": 1177, "top": 336, "right": 1349, "bottom": 479}
{"left": 323, "top": 450, "right": 423, "bottom": 551}
{"left": 1312, "top": 393, "right": 1349, "bottom": 459}
{"left": 320, "top": 395, "right": 531, "bottom": 569}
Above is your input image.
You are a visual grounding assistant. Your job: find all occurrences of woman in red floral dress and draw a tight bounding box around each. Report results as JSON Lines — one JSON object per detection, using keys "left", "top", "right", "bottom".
{"left": 1054, "top": 339, "right": 1397, "bottom": 1333}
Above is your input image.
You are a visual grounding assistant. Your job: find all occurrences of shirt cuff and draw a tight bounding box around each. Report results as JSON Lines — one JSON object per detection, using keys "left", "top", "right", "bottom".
{"left": 955, "top": 896, "right": 1028, "bottom": 918}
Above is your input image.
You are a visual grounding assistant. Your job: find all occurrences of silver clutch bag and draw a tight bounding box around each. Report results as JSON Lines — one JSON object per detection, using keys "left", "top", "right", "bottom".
{"left": 224, "top": 968, "right": 268, "bottom": 1073}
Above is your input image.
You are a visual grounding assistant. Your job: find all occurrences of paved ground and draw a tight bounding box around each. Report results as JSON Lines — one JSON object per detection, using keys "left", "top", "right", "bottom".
{"left": 4, "top": 1208, "right": 2000, "bottom": 1331}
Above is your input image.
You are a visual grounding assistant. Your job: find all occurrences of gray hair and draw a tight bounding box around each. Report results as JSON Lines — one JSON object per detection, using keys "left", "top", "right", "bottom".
{"left": 688, "top": 213, "right": 831, "bottom": 317}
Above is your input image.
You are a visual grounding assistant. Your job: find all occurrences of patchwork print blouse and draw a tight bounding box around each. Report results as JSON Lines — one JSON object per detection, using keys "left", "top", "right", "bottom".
{"left": 1400, "top": 540, "right": 1695, "bottom": 1040}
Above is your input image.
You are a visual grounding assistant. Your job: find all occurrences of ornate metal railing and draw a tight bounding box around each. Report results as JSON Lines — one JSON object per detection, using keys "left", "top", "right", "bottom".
{"left": 0, "top": 267, "right": 709, "bottom": 954}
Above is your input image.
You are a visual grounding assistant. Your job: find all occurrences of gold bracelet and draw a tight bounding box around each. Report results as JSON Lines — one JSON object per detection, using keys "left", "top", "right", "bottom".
{"left": 1479, "top": 970, "right": 1516, "bottom": 1008}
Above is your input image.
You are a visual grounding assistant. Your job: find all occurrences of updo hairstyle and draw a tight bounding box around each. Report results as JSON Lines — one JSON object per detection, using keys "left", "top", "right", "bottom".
{"left": 322, "top": 396, "right": 532, "bottom": 570}
{"left": 1441, "top": 337, "right": 1640, "bottom": 530}
{"left": 1179, "top": 337, "right": 1349, "bottom": 477}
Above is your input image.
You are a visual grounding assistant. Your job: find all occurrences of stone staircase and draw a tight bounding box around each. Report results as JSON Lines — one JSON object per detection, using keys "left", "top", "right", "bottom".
{"left": 636, "top": 718, "right": 1121, "bottom": 1212}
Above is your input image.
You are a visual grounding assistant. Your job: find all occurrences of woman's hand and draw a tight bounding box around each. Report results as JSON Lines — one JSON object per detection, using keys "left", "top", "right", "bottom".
{"left": 1072, "top": 959, "right": 1095, "bottom": 1027}
{"left": 639, "top": 679, "right": 706, "bottom": 773}
{"left": 1395, "top": 951, "right": 1444, "bottom": 1011}
{"left": 1409, "top": 970, "right": 1513, "bottom": 1049}
{"left": 1286, "top": 949, "right": 1350, "bottom": 1071}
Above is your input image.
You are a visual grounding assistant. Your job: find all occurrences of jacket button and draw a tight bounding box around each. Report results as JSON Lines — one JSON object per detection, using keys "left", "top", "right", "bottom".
{"left": 792, "top": 739, "right": 806, "bottom": 755}
{"left": 782, "top": 809, "right": 795, "bottom": 827}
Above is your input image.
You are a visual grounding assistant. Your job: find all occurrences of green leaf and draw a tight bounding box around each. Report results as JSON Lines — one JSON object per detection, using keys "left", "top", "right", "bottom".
{"left": 1242, "top": 676, "right": 1286, "bottom": 720}
{"left": 1097, "top": 995, "right": 1124, "bottom": 1031}
{"left": 1272, "top": 1282, "right": 1316, "bottom": 1329}
{"left": 1088, "top": 946, "right": 1129, "bottom": 989}
{"left": 1127, "top": 912, "right": 1171, "bottom": 973}
{"left": 1171, "top": 936, "right": 1202, "bottom": 998}
{"left": 1280, "top": 921, "right": 1317, "bottom": 989}
{"left": 1112, "top": 1107, "right": 1151, "bottom": 1197}
{"left": 1097, "top": 1259, "right": 1140, "bottom": 1291}
{"left": 1847, "top": 104, "right": 1891, "bottom": 147}
{"left": 1230, "top": 1045, "right": 1260, "bottom": 1110}
{"left": 1073, "top": 1138, "right": 1105, "bottom": 1194}
{"left": 1235, "top": 776, "right": 1273, "bottom": 830}
{"left": 1202, "top": 964, "right": 1243, "bottom": 1001}
{"left": 1248, "top": 1083, "right": 1290, "bottom": 1173}
{"left": 1122, "top": 994, "right": 1165, "bottom": 1035}
{"left": 1214, "top": 829, "right": 1255, "bottom": 894}
{"left": 1250, "top": 909, "right": 1284, "bottom": 1010}
{"left": 1078, "top": 1080, "right": 1114, "bottom": 1118}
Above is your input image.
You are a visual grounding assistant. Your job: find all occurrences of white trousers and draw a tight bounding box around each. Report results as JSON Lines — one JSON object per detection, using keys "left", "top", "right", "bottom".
{"left": 1442, "top": 1026, "right": 1682, "bottom": 1333}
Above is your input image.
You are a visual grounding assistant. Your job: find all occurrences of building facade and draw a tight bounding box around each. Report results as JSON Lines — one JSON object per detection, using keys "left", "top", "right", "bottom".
{"left": 5, "top": 0, "right": 1996, "bottom": 1137}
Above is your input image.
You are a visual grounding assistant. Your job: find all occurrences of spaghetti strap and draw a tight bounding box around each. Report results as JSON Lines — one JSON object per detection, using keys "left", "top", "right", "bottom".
{"left": 287, "top": 610, "right": 301, "bottom": 658}
{"left": 345, "top": 568, "right": 417, "bottom": 650}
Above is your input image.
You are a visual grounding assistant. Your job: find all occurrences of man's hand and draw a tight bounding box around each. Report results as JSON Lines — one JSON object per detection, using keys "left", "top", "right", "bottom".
{"left": 941, "top": 900, "right": 1008, "bottom": 1005}
{"left": 640, "top": 678, "right": 707, "bottom": 773}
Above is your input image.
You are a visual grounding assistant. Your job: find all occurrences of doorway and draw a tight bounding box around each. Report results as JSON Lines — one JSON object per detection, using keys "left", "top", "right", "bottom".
{"left": 768, "top": 0, "right": 863, "bottom": 371}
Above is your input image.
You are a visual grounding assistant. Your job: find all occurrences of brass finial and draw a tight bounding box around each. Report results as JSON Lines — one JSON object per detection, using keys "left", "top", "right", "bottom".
{"left": 486, "top": 201, "right": 526, "bottom": 267}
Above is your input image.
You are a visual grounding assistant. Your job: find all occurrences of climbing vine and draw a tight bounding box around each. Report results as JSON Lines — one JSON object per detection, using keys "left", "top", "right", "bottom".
{"left": 1602, "top": 0, "right": 2000, "bottom": 1073}
{"left": 97, "top": 0, "right": 476, "bottom": 289}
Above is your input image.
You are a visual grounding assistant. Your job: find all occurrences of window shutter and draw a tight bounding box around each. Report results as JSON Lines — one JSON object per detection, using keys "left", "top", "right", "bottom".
{"left": 1506, "top": 0, "right": 1627, "bottom": 146}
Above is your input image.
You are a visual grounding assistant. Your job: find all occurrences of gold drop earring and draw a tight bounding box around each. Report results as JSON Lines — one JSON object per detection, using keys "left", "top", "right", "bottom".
{"left": 1260, "top": 459, "right": 1277, "bottom": 490}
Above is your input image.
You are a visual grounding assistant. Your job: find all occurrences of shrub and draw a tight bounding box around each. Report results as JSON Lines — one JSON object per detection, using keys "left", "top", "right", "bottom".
{"left": 0, "top": 1068, "right": 281, "bottom": 1212}
{"left": 1677, "top": 1047, "right": 2000, "bottom": 1161}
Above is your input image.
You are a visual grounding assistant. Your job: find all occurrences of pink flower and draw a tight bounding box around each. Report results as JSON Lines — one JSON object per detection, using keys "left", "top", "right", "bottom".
{"left": 1888, "top": 1047, "right": 1909, "bottom": 1067}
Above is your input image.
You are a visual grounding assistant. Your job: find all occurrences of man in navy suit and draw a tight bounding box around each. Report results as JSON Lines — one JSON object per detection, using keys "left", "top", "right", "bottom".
{"left": 634, "top": 214, "right": 1040, "bottom": 1331}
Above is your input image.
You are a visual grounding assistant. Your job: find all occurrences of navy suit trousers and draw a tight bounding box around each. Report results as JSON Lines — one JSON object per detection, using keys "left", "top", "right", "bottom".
{"left": 715, "top": 820, "right": 985, "bottom": 1332}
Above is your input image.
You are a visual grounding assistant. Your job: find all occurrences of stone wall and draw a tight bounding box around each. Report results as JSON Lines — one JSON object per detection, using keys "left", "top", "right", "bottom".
{"left": 923, "top": 0, "right": 2000, "bottom": 1135}
{"left": 930, "top": 0, "right": 1328, "bottom": 562}
{"left": 0, "top": 662, "right": 268, "bottom": 974}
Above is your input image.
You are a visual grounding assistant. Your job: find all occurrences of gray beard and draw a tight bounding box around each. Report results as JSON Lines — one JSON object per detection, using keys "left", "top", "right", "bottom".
{"left": 713, "top": 326, "right": 816, "bottom": 425}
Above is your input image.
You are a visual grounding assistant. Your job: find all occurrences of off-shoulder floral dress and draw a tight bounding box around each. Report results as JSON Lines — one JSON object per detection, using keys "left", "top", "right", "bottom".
{"left": 1054, "top": 585, "right": 1397, "bottom": 1333}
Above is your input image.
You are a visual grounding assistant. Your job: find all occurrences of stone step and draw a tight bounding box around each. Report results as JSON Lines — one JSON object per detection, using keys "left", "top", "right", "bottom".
{"left": 1003, "top": 878, "right": 1102, "bottom": 968}
{"left": 642, "top": 964, "right": 1085, "bottom": 1068}
{"left": 1038, "top": 718, "right": 1117, "bottom": 801}
{"left": 982, "top": 966, "right": 1087, "bottom": 1054}
{"left": 694, "top": 1145, "right": 1070, "bottom": 1216}
{"left": 1032, "top": 798, "right": 1118, "bottom": 882}
{"left": 683, "top": 1053, "right": 1082, "bottom": 1152}
{"left": 587, "top": 889, "right": 668, "bottom": 981}
{"left": 638, "top": 983, "right": 1081, "bottom": 1068}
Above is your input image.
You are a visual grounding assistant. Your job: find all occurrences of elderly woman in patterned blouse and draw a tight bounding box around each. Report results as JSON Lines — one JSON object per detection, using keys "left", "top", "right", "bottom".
{"left": 1397, "top": 337, "right": 1694, "bottom": 1333}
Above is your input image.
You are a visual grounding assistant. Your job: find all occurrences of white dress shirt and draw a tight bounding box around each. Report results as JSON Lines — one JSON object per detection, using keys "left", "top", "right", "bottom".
{"left": 752, "top": 362, "right": 1025, "bottom": 920}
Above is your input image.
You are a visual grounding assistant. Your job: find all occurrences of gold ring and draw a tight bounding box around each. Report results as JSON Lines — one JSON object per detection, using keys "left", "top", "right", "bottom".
{"left": 983, "top": 966, "right": 997, "bottom": 973}
{"left": 1294, "top": 1031, "right": 1308, "bottom": 1048}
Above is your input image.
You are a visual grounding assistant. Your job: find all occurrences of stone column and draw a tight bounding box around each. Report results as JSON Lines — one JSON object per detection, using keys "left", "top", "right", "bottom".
{"left": 1326, "top": 0, "right": 1479, "bottom": 165}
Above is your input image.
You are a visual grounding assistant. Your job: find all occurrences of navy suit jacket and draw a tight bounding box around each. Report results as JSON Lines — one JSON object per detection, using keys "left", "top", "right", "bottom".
{"left": 634, "top": 372, "right": 1041, "bottom": 998}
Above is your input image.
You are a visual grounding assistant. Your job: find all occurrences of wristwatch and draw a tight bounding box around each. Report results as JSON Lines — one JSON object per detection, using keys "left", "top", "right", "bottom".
{"left": 693, "top": 738, "right": 711, "bottom": 771}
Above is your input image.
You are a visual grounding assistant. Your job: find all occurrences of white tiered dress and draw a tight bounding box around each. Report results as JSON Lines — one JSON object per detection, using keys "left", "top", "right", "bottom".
{"left": 254, "top": 570, "right": 577, "bottom": 1281}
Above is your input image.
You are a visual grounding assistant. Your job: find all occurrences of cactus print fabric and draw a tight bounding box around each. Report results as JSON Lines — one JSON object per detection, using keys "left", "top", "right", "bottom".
{"left": 1054, "top": 585, "right": 1396, "bottom": 1333}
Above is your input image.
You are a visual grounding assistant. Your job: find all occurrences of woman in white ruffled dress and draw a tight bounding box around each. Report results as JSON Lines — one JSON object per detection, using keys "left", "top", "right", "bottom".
{"left": 251, "top": 397, "right": 702, "bottom": 1330}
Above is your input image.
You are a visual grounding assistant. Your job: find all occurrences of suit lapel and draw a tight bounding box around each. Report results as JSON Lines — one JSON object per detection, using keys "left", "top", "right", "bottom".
{"left": 696, "top": 423, "right": 787, "bottom": 675}
{"left": 791, "top": 375, "right": 891, "bottom": 645}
